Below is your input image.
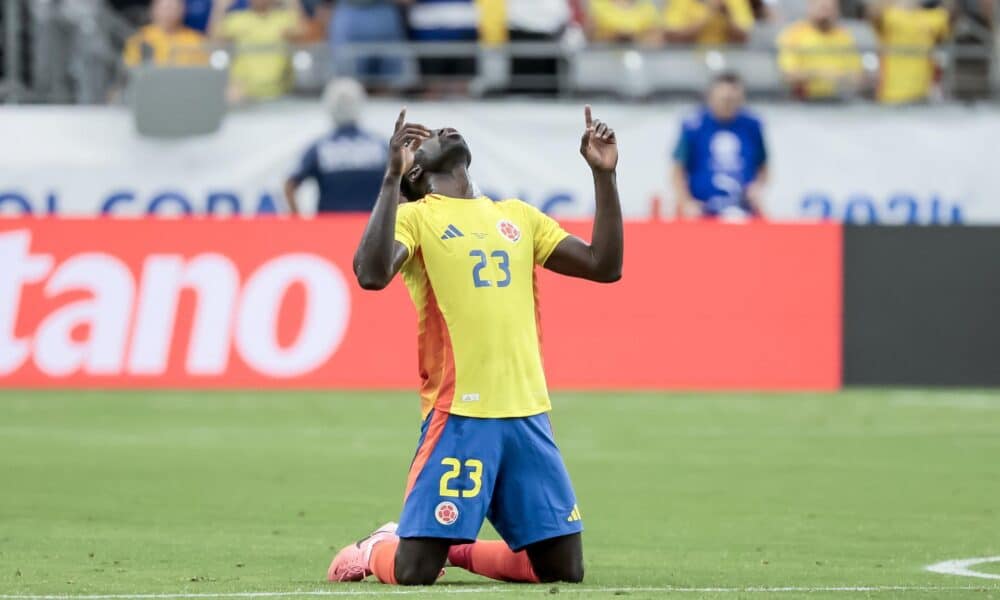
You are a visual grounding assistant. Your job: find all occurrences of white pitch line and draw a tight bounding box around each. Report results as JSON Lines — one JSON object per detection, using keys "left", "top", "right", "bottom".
{"left": 2, "top": 586, "right": 998, "bottom": 599}
{"left": 926, "top": 556, "right": 1000, "bottom": 580}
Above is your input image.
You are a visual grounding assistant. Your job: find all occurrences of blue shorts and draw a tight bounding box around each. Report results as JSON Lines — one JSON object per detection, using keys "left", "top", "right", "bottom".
{"left": 396, "top": 410, "right": 583, "bottom": 551}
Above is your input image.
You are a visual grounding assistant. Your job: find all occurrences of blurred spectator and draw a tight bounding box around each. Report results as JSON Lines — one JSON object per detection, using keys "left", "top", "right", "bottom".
{"left": 409, "top": 0, "right": 479, "bottom": 93}
{"left": 952, "top": 0, "right": 992, "bottom": 100}
{"left": 869, "top": 0, "right": 950, "bottom": 104}
{"left": 747, "top": 0, "right": 778, "bottom": 22}
{"left": 110, "top": 0, "right": 157, "bottom": 26}
{"left": 29, "top": 0, "right": 114, "bottom": 104}
{"left": 284, "top": 79, "right": 388, "bottom": 214}
{"left": 479, "top": 0, "right": 573, "bottom": 94}
{"left": 210, "top": 0, "right": 308, "bottom": 102}
{"left": 664, "top": 0, "right": 755, "bottom": 45}
{"left": 300, "top": 0, "right": 334, "bottom": 41}
{"left": 671, "top": 72, "right": 768, "bottom": 219}
{"left": 328, "top": 0, "right": 411, "bottom": 86}
{"left": 186, "top": 0, "right": 245, "bottom": 31}
{"left": 123, "top": 0, "right": 209, "bottom": 67}
{"left": 588, "top": 0, "right": 662, "bottom": 43}
{"left": 777, "top": 0, "right": 864, "bottom": 100}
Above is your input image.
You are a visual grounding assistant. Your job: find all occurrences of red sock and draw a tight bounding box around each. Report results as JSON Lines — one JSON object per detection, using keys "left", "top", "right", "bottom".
{"left": 369, "top": 539, "right": 399, "bottom": 584}
{"left": 448, "top": 541, "right": 540, "bottom": 583}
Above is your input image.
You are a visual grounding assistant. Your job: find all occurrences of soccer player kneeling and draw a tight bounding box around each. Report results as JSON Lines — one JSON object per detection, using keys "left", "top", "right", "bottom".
{"left": 328, "top": 105, "right": 623, "bottom": 586}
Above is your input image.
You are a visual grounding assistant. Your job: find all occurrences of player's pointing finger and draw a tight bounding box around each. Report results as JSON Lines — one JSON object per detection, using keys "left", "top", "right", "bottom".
{"left": 401, "top": 125, "right": 432, "bottom": 139}
{"left": 394, "top": 107, "right": 407, "bottom": 132}
{"left": 584, "top": 105, "right": 593, "bottom": 129}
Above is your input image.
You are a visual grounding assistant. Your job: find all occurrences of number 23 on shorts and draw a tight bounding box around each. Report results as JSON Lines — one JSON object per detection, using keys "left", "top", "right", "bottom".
{"left": 439, "top": 458, "right": 483, "bottom": 498}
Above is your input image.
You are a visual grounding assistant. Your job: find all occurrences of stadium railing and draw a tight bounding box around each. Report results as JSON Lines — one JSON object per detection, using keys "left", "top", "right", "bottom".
{"left": 3, "top": 0, "right": 997, "bottom": 104}
{"left": 148, "top": 38, "right": 998, "bottom": 102}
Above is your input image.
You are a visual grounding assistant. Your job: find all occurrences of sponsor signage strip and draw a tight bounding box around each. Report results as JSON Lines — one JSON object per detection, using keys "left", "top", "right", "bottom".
{"left": 0, "top": 218, "right": 841, "bottom": 390}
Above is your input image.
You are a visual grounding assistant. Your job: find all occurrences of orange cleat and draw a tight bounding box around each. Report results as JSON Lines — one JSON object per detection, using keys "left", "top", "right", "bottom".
{"left": 327, "top": 522, "right": 398, "bottom": 582}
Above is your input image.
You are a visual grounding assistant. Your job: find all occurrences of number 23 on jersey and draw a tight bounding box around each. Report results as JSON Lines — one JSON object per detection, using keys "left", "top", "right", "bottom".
{"left": 469, "top": 250, "right": 510, "bottom": 288}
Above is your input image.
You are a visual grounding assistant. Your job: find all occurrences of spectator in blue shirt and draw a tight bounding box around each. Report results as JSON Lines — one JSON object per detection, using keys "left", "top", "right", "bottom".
{"left": 671, "top": 72, "right": 769, "bottom": 219}
{"left": 329, "top": 0, "right": 412, "bottom": 85}
{"left": 409, "top": 0, "right": 479, "bottom": 93}
{"left": 185, "top": 0, "right": 245, "bottom": 31}
{"left": 284, "top": 78, "right": 388, "bottom": 214}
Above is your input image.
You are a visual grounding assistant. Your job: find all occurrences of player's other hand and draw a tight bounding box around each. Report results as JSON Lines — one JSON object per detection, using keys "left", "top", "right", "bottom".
{"left": 388, "top": 107, "right": 432, "bottom": 177}
{"left": 580, "top": 105, "right": 618, "bottom": 174}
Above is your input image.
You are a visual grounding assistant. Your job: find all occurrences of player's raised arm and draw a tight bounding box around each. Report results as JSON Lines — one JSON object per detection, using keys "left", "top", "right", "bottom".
{"left": 543, "top": 106, "right": 624, "bottom": 283}
{"left": 353, "top": 108, "right": 431, "bottom": 290}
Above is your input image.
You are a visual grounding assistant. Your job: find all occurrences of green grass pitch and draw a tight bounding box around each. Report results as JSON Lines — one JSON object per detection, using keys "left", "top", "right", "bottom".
{"left": 2, "top": 390, "right": 999, "bottom": 599}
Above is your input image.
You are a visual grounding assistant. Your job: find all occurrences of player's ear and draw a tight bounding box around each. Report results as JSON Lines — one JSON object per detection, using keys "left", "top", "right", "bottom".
{"left": 406, "top": 165, "right": 423, "bottom": 184}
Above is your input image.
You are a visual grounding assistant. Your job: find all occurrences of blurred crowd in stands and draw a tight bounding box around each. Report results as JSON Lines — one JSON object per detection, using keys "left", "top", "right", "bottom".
{"left": 14, "top": 0, "right": 994, "bottom": 104}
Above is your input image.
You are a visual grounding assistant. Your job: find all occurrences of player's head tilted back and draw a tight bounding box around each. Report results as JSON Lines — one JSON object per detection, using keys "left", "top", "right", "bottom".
{"left": 399, "top": 128, "right": 472, "bottom": 202}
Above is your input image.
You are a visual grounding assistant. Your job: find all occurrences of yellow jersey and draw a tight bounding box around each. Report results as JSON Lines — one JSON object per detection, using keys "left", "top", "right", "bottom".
{"left": 123, "top": 25, "right": 208, "bottom": 67}
{"left": 477, "top": 0, "right": 508, "bottom": 45}
{"left": 777, "top": 21, "right": 862, "bottom": 99}
{"left": 394, "top": 195, "right": 571, "bottom": 420}
{"left": 663, "top": 0, "right": 754, "bottom": 45}
{"left": 589, "top": 0, "right": 661, "bottom": 41}
{"left": 877, "top": 6, "right": 949, "bottom": 104}
{"left": 220, "top": 9, "right": 299, "bottom": 99}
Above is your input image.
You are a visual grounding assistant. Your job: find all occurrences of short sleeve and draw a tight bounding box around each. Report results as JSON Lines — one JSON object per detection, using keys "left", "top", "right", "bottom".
{"left": 395, "top": 202, "right": 422, "bottom": 261}
{"left": 931, "top": 8, "right": 950, "bottom": 38}
{"left": 841, "top": 32, "right": 863, "bottom": 73}
{"left": 664, "top": 0, "right": 696, "bottom": 29}
{"left": 588, "top": 0, "right": 611, "bottom": 30}
{"left": 278, "top": 10, "right": 299, "bottom": 30}
{"left": 881, "top": 6, "right": 901, "bottom": 30}
{"left": 754, "top": 121, "right": 768, "bottom": 166}
{"left": 672, "top": 126, "right": 690, "bottom": 164}
{"left": 123, "top": 35, "right": 142, "bottom": 67}
{"left": 220, "top": 13, "right": 243, "bottom": 38}
{"left": 726, "top": 0, "right": 755, "bottom": 31}
{"left": 776, "top": 26, "right": 800, "bottom": 74}
{"left": 478, "top": 0, "right": 509, "bottom": 45}
{"left": 521, "top": 201, "right": 570, "bottom": 266}
{"left": 289, "top": 144, "right": 319, "bottom": 184}
{"left": 638, "top": 2, "right": 660, "bottom": 29}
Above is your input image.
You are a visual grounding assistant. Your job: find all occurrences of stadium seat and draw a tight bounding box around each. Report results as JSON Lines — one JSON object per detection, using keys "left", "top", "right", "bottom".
{"left": 571, "top": 49, "right": 652, "bottom": 98}
{"left": 644, "top": 50, "right": 713, "bottom": 94}
{"left": 722, "top": 49, "right": 784, "bottom": 94}
{"left": 779, "top": 0, "right": 812, "bottom": 21}
{"left": 470, "top": 48, "right": 511, "bottom": 97}
{"left": 843, "top": 19, "right": 878, "bottom": 51}
{"left": 571, "top": 49, "right": 715, "bottom": 98}
{"left": 291, "top": 44, "right": 331, "bottom": 93}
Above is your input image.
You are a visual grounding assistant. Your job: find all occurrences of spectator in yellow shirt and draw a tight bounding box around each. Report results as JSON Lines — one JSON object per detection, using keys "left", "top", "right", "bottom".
{"left": 123, "top": 0, "right": 208, "bottom": 67}
{"left": 664, "top": 0, "right": 755, "bottom": 45}
{"left": 588, "top": 0, "right": 662, "bottom": 43}
{"left": 210, "top": 0, "right": 308, "bottom": 102}
{"left": 869, "top": 0, "right": 950, "bottom": 104}
{"left": 777, "top": 0, "right": 864, "bottom": 100}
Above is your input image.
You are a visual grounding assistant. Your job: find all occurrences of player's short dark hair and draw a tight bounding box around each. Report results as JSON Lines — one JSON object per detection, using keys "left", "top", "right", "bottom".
{"left": 711, "top": 71, "right": 744, "bottom": 88}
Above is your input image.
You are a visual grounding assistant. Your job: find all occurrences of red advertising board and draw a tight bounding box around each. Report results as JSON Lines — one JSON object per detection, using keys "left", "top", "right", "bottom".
{"left": 0, "top": 218, "right": 841, "bottom": 390}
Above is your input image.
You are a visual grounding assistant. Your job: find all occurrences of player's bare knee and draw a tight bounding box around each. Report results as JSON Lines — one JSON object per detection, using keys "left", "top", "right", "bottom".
{"left": 534, "top": 560, "right": 584, "bottom": 584}
{"left": 562, "top": 561, "right": 585, "bottom": 583}
{"left": 393, "top": 561, "right": 440, "bottom": 586}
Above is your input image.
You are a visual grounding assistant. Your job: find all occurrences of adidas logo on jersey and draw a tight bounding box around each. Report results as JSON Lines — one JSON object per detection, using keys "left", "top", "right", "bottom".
{"left": 441, "top": 225, "right": 464, "bottom": 240}
{"left": 567, "top": 505, "right": 582, "bottom": 522}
